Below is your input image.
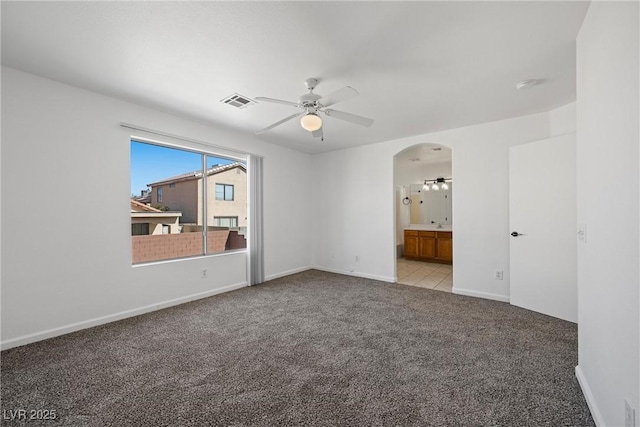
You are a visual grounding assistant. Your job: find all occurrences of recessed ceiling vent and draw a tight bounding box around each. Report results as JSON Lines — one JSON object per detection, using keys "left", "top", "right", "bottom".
{"left": 515, "top": 79, "right": 541, "bottom": 91}
{"left": 221, "top": 93, "right": 256, "bottom": 109}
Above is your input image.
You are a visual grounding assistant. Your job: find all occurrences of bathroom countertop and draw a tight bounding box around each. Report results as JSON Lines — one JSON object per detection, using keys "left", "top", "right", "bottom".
{"left": 405, "top": 225, "right": 453, "bottom": 232}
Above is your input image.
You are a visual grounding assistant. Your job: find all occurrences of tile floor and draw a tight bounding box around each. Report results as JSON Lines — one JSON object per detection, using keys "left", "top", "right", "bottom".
{"left": 396, "top": 258, "right": 453, "bottom": 293}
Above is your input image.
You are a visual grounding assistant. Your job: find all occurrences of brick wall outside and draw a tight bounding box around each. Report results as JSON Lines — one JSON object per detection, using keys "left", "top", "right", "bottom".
{"left": 227, "top": 231, "right": 247, "bottom": 250}
{"left": 206, "top": 230, "right": 230, "bottom": 254}
{"left": 132, "top": 230, "right": 245, "bottom": 264}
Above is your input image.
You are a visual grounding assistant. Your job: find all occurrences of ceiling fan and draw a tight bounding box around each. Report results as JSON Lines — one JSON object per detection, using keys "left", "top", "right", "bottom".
{"left": 255, "top": 78, "right": 374, "bottom": 140}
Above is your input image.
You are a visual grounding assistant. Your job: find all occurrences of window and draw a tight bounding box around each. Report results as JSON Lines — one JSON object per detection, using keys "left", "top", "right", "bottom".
{"left": 131, "top": 223, "right": 149, "bottom": 236}
{"left": 214, "top": 216, "right": 238, "bottom": 228}
{"left": 130, "top": 140, "right": 248, "bottom": 264}
{"left": 215, "top": 183, "right": 234, "bottom": 201}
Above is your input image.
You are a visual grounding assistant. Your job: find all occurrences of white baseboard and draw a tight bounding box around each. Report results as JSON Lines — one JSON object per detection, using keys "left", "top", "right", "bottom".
{"left": 575, "top": 365, "right": 604, "bottom": 426}
{"left": 265, "top": 266, "right": 311, "bottom": 281}
{"left": 452, "top": 287, "right": 510, "bottom": 303}
{"left": 1, "top": 281, "right": 247, "bottom": 351}
{"left": 311, "top": 266, "right": 395, "bottom": 283}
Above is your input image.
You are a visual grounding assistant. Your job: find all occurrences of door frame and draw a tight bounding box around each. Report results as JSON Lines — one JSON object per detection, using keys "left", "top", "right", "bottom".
{"left": 393, "top": 142, "right": 455, "bottom": 283}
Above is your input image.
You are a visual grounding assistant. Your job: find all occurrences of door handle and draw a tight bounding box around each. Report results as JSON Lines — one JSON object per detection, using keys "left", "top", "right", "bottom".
{"left": 511, "top": 231, "right": 525, "bottom": 237}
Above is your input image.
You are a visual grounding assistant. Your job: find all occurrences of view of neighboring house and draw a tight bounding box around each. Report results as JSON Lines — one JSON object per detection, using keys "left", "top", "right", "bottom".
{"left": 147, "top": 162, "right": 247, "bottom": 229}
{"left": 133, "top": 189, "right": 151, "bottom": 205}
{"left": 130, "top": 198, "right": 243, "bottom": 264}
{"left": 130, "top": 161, "right": 247, "bottom": 263}
{"left": 130, "top": 199, "right": 182, "bottom": 235}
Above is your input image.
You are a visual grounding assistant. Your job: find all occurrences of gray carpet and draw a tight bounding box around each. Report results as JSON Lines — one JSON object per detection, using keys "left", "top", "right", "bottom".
{"left": 1, "top": 269, "right": 594, "bottom": 426}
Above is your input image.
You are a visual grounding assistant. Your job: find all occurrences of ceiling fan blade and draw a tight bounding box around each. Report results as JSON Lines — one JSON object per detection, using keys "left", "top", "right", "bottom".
{"left": 323, "top": 109, "right": 374, "bottom": 127}
{"left": 255, "top": 97, "right": 300, "bottom": 108}
{"left": 318, "top": 86, "right": 358, "bottom": 107}
{"left": 255, "top": 113, "right": 303, "bottom": 134}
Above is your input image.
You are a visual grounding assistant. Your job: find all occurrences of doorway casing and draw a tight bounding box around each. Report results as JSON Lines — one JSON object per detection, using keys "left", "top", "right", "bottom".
{"left": 393, "top": 142, "right": 454, "bottom": 283}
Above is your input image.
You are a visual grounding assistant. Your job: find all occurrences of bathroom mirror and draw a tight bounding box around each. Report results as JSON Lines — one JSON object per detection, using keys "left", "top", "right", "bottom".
{"left": 409, "top": 183, "right": 452, "bottom": 225}
{"left": 394, "top": 143, "right": 453, "bottom": 231}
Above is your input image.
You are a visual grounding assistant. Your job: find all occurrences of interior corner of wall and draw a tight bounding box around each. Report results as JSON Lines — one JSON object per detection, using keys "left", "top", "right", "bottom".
{"left": 549, "top": 102, "right": 577, "bottom": 137}
{"left": 575, "top": 365, "right": 605, "bottom": 427}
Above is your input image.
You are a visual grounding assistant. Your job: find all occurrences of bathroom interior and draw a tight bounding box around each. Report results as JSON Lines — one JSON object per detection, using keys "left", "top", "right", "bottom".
{"left": 395, "top": 143, "right": 453, "bottom": 292}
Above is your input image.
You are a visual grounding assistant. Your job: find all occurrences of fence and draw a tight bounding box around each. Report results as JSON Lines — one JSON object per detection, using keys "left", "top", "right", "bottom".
{"left": 132, "top": 230, "right": 246, "bottom": 264}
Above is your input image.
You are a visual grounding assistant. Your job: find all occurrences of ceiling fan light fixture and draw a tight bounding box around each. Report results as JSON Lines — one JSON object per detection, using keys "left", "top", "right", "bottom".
{"left": 255, "top": 79, "right": 373, "bottom": 137}
{"left": 300, "top": 113, "right": 322, "bottom": 132}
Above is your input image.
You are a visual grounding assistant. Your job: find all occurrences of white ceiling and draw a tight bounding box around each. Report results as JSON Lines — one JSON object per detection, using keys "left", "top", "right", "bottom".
{"left": 1, "top": 1, "right": 589, "bottom": 154}
{"left": 396, "top": 143, "right": 452, "bottom": 166}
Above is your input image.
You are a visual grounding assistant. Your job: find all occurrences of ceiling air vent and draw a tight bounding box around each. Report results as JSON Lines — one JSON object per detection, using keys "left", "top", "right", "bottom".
{"left": 221, "top": 93, "right": 256, "bottom": 109}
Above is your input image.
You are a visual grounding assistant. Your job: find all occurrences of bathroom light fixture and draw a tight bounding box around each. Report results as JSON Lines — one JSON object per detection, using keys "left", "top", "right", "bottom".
{"left": 300, "top": 112, "right": 322, "bottom": 132}
{"left": 435, "top": 177, "right": 449, "bottom": 190}
{"left": 422, "top": 177, "right": 452, "bottom": 191}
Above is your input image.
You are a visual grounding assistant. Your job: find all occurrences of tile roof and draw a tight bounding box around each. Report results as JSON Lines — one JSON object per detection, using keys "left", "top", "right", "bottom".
{"left": 147, "top": 161, "right": 246, "bottom": 187}
{"left": 130, "top": 199, "right": 162, "bottom": 213}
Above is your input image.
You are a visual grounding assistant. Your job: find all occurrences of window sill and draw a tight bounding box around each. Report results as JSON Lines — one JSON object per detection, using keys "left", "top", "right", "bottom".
{"left": 131, "top": 248, "right": 247, "bottom": 268}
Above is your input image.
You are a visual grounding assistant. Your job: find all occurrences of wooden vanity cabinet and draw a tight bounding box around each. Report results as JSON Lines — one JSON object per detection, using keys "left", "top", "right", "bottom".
{"left": 404, "top": 230, "right": 419, "bottom": 258}
{"left": 418, "top": 231, "right": 436, "bottom": 259}
{"left": 404, "top": 230, "right": 452, "bottom": 264}
{"left": 435, "top": 232, "right": 453, "bottom": 262}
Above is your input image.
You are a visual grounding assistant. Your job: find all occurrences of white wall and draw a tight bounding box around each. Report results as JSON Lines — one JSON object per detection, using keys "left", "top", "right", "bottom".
{"left": 1, "top": 65, "right": 582, "bottom": 349}
{"left": 311, "top": 142, "right": 395, "bottom": 281}
{"left": 550, "top": 102, "right": 576, "bottom": 136}
{"left": 395, "top": 160, "right": 452, "bottom": 188}
{"left": 1, "top": 67, "right": 312, "bottom": 349}
{"left": 575, "top": 2, "right": 639, "bottom": 426}
{"left": 312, "top": 109, "right": 579, "bottom": 299}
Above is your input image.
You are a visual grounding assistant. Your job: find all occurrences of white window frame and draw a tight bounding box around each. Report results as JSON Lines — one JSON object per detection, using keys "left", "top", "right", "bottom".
{"left": 130, "top": 137, "right": 248, "bottom": 265}
{"left": 123, "top": 122, "right": 264, "bottom": 285}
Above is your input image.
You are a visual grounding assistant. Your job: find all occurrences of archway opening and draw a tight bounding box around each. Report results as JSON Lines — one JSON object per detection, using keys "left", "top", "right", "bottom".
{"left": 393, "top": 143, "right": 453, "bottom": 291}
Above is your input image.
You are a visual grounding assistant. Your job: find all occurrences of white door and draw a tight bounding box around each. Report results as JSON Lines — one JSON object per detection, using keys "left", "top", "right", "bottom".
{"left": 509, "top": 134, "right": 577, "bottom": 322}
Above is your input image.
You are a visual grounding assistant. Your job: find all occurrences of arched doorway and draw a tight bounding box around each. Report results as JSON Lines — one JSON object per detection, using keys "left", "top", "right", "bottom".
{"left": 393, "top": 143, "right": 454, "bottom": 291}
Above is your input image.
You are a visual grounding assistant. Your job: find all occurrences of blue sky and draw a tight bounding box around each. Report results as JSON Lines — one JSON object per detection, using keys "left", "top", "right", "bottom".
{"left": 130, "top": 141, "right": 236, "bottom": 196}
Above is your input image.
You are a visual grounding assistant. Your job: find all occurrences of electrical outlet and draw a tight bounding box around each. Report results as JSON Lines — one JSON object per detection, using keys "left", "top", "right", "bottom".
{"left": 578, "top": 223, "right": 587, "bottom": 243}
{"left": 201, "top": 269, "right": 208, "bottom": 279}
{"left": 625, "top": 399, "right": 636, "bottom": 427}
{"left": 494, "top": 270, "right": 503, "bottom": 280}
{"left": 355, "top": 255, "right": 359, "bottom": 262}
{"left": 349, "top": 266, "right": 354, "bottom": 272}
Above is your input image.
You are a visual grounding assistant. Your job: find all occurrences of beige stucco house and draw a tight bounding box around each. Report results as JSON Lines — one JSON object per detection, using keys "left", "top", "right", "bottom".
{"left": 130, "top": 200, "right": 182, "bottom": 235}
{"left": 147, "top": 162, "right": 247, "bottom": 228}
